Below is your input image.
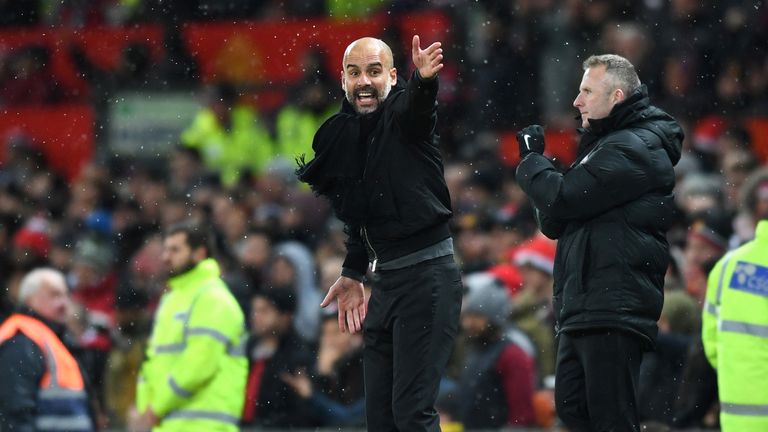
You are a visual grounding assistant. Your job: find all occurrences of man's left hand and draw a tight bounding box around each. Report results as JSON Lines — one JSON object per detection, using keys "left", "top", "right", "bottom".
{"left": 516, "top": 124, "right": 546, "bottom": 158}
{"left": 412, "top": 35, "right": 443, "bottom": 79}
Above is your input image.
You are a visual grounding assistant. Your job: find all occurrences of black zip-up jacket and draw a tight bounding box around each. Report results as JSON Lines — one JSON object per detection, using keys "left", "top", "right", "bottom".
{"left": 298, "top": 71, "right": 452, "bottom": 279}
{"left": 515, "top": 85, "right": 683, "bottom": 348}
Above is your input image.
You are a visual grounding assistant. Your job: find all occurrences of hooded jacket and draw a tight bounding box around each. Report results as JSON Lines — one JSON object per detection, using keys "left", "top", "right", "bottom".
{"left": 273, "top": 241, "right": 321, "bottom": 342}
{"left": 516, "top": 85, "right": 683, "bottom": 348}
{"left": 297, "top": 71, "right": 452, "bottom": 277}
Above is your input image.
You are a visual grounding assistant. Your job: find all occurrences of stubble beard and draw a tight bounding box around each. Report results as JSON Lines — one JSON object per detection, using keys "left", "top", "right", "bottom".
{"left": 167, "top": 258, "right": 198, "bottom": 278}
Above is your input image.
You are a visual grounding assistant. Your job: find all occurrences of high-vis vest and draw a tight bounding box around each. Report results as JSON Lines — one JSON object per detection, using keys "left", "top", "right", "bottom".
{"left": 0, "top": 314, "right": 93, "bottom": 432}
{"left": 137, "top": 258, "right": 247, "bottom": 432}
{"left": 703, "top": 220, "right": 768, "bottom": 432}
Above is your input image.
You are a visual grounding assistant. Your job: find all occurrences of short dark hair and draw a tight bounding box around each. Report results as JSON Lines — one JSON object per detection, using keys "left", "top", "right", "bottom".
{"left": 165, "top": 221, "right": 215, "bottom": 257}
{"left": 255, "top": 287, "right": 297, "bottom": 315}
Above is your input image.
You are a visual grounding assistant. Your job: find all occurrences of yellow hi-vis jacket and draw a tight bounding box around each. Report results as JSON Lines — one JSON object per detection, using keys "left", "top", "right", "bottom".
{"left": 181, "top": 106, "right": 274, "bottom": 187}
{"left": 136, "top": 258, "right": 247, "bottom": 432}
{"left": 703, "top": 220, "right": 768, "bottom": 432}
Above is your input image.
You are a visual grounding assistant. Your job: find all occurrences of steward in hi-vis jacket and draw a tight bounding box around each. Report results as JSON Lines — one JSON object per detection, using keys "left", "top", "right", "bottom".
{"left": 703, "top": 219, "right": 768, "bottom": 432}
{"left": 136, "top": 224, "right": 247, "bottom": 432}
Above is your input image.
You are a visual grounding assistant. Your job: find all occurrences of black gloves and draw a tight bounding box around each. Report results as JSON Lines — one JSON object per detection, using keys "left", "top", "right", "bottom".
{"left": 516, "top": 124, "right": 545, "bottom": 158}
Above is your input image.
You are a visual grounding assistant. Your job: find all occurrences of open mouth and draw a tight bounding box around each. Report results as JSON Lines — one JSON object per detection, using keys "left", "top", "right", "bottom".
{"left": 355, "top": 87, "right": 378, "bottom": 105}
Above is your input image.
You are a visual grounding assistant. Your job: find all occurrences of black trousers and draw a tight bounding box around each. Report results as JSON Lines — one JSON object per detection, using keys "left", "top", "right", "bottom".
{"left": 555, "top": 329, "right": 643, "bottom": 432}
{"left": 363, "top": 255, "right": 463, "bottom": 432}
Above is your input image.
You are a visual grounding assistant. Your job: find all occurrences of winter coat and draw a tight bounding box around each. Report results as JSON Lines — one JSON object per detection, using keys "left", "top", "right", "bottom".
{"left": 136, "top": 258, "right": 248, "bottom": 432}
{"left": 702, "top": 220, "right": 768, "bottom": 431}
{"left": 297, "top": 71, "right": 452, "bottom": 276}
{"left": 516, "top": 85, "right": 683, "bottom": 348}
{"left": 0, "top": 311, "right": 93, "bottom": 432}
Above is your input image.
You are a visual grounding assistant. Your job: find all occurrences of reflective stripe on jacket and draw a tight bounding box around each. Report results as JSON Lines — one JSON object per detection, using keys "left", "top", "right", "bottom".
{"left": 137, "top": 258, "right": 247, "bottom": 432}
{"left": 0, "top": 314, "right": 93, "bottom": 432}
{"left": 703, "top": 220, "right": 768, "bottom": 432}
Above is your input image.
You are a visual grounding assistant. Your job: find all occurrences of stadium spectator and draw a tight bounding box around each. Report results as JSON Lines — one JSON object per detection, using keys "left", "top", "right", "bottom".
{"left": 281, "top": 311, "right": 365, "bottom": 427}
{"left": 0, "top": 268, "right": 95, "bottom": 432}
{"left": 242, "top": 288, "right": 314, "bottom": 428}
{"left": 511, "top": 234, "right": 557, "bottom": 381}
{"left": 456, "top": 277, "right": 536, "bottom": 428}
{"left": 134, "top": 223, "right": 247, "bottom": 432}
{"left": 181, "top": 83, "right": 274, "bottom": 187}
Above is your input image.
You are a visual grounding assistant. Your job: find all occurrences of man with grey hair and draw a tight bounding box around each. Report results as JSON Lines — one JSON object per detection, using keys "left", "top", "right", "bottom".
{"left": 0, "top": 268, "right": 94, "bottom": 431}
{"left": 515, "top": 54, "right": 684, "bottom": 430}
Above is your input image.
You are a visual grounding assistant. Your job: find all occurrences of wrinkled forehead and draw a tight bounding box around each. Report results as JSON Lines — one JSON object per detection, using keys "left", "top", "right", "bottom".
{"left": 343, "top": 40, "right": 392, "bottom": 69}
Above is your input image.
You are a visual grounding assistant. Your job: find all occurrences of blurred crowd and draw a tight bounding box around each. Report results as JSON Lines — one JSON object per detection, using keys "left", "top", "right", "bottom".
{"left": 0, "top": 0, "right": 767, "bottom": 430}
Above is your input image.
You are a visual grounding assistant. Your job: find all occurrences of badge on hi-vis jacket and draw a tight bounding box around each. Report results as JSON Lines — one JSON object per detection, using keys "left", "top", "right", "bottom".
{"left": 729, "top": 261, "right": 768, "bottom": 298}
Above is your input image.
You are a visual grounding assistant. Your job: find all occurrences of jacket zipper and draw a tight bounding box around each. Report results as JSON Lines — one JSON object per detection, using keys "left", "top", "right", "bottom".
{"left": 362, "top": 137, "right": 373, "bottom": 179}
{"left": 361, "top": 135, "right": 377, "bottom": 271}
{"left": 361, "top": 226, "right": 378, "bottom": 272}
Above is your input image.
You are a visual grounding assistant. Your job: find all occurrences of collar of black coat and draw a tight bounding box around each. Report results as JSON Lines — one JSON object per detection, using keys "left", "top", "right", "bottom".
{"left": 581, "top": 84, "right": 650, "bottom": 137}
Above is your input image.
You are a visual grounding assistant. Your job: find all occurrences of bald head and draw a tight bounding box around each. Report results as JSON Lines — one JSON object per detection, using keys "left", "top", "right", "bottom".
{"left": 341, "top": 37, "right": 398, "bottom": 114}
{"left": 343, "top": 38, "right": 394, "bottom": 70}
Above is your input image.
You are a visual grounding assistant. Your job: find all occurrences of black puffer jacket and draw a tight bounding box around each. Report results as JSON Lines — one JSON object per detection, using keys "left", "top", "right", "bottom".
{"left": 516, "top": 86, "right": 683, "bottom": 348}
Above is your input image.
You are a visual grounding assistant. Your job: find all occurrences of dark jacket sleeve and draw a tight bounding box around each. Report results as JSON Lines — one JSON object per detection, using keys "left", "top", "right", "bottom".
{"left": 341, "top": 224, "right": 368, "bottom": 281}
{"left": 395, "top": 70, "right": 438, "bottom": 138}
{"left": 516, "top": 134, "right": 659, "bottom": 221}
{"left": 535, "top": 207, "right": 566, "bottom": 240}
{"left": 0, "top": 333, "right": 45, "bottom": 432}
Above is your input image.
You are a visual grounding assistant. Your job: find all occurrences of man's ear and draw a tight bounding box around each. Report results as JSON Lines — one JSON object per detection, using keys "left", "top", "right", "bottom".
{"left": 340, "top": 70, "right": 346, "bottom": 92}
{"left": 612, "top": 88, "right": 626, "bottom": 105}
{"left": 389, "top": 68, "right": 397, "bottom": 85}
{"left": 192, "top": 246, "right": 207, "bottom": 263}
